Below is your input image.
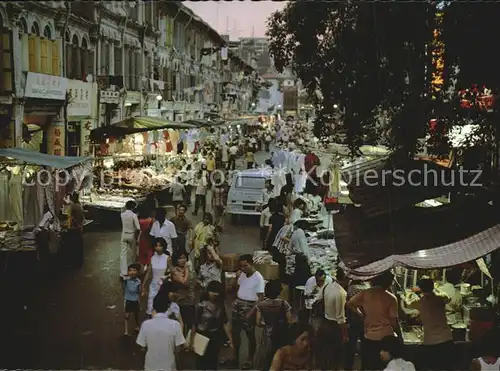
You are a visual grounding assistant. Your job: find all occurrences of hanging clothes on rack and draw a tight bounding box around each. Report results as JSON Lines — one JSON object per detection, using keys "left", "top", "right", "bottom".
{"left": 0, "top": 170, "right": 10, "bottom": 221}
{"left": 23, "top": 182, "right": 40, "bottom": 228}
{"left": 9, "top": 169, "right": 23, "bottom": 226}
{"left": 169, "top": 129, "right": 179, "bottom": 153}
{"left": 164, "top": 131, "right": 173, "bottom": 152}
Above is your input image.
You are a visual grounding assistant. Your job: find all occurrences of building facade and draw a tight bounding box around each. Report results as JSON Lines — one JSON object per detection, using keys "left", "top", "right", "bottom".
{"left": 0, "top": 1, "right": 257, "bottom": 155}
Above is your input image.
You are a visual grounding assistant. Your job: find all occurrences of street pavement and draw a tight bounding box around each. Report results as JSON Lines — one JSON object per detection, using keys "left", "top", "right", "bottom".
{"left": 0, "top": 149, "right": 271, "bottom": 369}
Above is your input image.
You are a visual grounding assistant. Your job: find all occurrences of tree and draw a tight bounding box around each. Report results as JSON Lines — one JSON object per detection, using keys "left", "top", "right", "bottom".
{"left": 267, "top": 2, "right": 437, "bottom": 159}
{"left": 439, "top": 2, "right": 500, "bottom": 176}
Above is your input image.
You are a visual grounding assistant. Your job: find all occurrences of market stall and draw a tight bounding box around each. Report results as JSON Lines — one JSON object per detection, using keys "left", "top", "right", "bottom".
{"left": 334, "top": 184, "right": 500, "bottom": 369}
{"left": 0, "top": 148, "right": 92, "bottom": 274}
{"left": 86, "top": 117, "right": 203, "bottom": 216}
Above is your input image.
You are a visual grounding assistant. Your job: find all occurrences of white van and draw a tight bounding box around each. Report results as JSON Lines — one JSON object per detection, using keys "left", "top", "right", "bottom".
{"left": 226, "top": 168, "right": 273, "bottom": 217}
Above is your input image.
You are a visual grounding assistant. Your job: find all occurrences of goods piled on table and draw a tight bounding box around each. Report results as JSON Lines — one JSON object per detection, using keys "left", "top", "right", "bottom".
{"left": 253, "top": 250, "right": 280, "bottom": 280}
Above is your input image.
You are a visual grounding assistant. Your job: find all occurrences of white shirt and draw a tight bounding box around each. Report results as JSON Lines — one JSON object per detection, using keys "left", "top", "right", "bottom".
{"left": 384, "top": 359, "right": 416, "bottom": 371}
{"left": 195, "top": 182, "right": 207, "bottom": 196}
{"left": 222, "top": 146, "right": 229, "bottom": 162}
{"left": 289, "top": 208, "right": 302, "bottom": 224}
{"left": 136, "top": 313, "right": 185, "bottom": 371}
{"left": 150, "top": 220, "right": 178, "bottom": 255}
{"left": 121, "top": 209, "right": 140, "bottom": 234}
{"left": 265, "top": 135, "right": 272, "bottom": 142}
{"left": 290, "top": 228, "right": 311, "bottom": 258}
{"left": 304, "top": 275, "right": 333, "bottom": 297}
{"left": 237, "top": 270, "right": 265, "bottom": 301}
{"left": 260, "top": 207, "right": 272, "bottom": 227}
{"left": 38, "top": 211, "right": 54, "bottom": 229}
{"left": 323, "top": 281, "right": 347, "bottom": 324}
{"left": 229, "top": 145, "right": 239, "bottom": 155}
{"left": 170, "top": 183, "right": 185, "bottom": 202}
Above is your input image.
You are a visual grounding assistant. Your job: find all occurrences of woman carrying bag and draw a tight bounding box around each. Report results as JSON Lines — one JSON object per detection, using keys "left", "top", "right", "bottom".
{"left": 190, "top": 280, "right": 233, "bottom": 370}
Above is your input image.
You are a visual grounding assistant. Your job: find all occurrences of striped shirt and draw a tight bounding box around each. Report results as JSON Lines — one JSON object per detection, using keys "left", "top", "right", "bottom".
{"left": 212, "top": 186, "right": 226, "bottom": 207}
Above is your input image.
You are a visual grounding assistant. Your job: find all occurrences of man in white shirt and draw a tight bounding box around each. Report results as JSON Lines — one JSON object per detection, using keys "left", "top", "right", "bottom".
{"left": 315, "top": 277, "right": 348, "bottom": 370}
{"left": 149, "top": 208, "right": 177, "bottom": 255}
{"left": 259, "top": 199, "right": 273, "bottom": 249}
{"left": 304, "top": 269, "right": 333, "bottom": 299}
{"left": 264, "top": 133, "right": 272, "bottom": 152}
{"left": 137, "top": 294, "right": 186, "bottom": 371}
{"left": 231, "top": 254, "right": 265, "bottom": 369}
{"left": 260, "top": 180, "right": 275, "bottom": 206}
{"left": 193, "top": 172, "right": 207, "bottom": 216}
{"left": 120, "top": 200, "right": 140, "bottom": 278}
{"left": 228, "top": 143, "right": 239, "bottom": 170}
{"left": 169, "top": 177, "right": 185, "bottom": 209}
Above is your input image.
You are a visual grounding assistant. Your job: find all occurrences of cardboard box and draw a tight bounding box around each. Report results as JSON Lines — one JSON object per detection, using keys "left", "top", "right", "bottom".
{"left": 221, "top": 253, "right": 239, "bottom": 272}
{"left": 255, "top": 263, "right": 280, "bottom": 281}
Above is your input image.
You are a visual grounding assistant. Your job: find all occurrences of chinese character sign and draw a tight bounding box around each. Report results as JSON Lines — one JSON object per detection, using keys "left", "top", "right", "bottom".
{"left": 48, "top": 123, "right": 65, "bottom": 156}
{"left": 80, "top": 119, "right": 95, "bottom": 156}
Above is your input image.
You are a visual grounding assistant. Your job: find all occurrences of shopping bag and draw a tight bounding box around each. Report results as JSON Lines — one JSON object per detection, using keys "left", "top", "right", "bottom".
{"left": 186, "top": 330, "right": 210, "bottom": 356}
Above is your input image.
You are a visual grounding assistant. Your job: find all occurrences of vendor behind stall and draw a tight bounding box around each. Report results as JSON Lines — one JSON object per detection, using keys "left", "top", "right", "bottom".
{"left": 404, "top": 278, "right": 455, "bottom": 371}
{"left": 436, "top": 268, "right": 463, "bottom": 324}
{"left": 289, "top": 198, "right": 307, "bottom": 224}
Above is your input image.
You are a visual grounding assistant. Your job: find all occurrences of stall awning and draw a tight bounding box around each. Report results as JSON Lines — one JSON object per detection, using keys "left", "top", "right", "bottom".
{"left": 335, "top": 197, "right": 500, "bottom": 278}
{"left": 183, "top": 119, "right": 225, "bottom": 128}
{"left": 0, "top": 147, "right": 90, "bottom": 169}
{"left": 90, "top": 117, "right": 197, "bottom": 141}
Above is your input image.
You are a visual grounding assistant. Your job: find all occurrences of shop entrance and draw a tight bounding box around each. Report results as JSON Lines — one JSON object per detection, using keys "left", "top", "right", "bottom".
{"left": 67, "top": 122, "right": 81, "bottom": 156}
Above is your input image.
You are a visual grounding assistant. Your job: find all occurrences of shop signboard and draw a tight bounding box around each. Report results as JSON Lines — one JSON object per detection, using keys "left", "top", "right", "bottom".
{"left": 147, "top": 109, "right": 161, "bottom": 117}
{"left": 100, "top": 91, "right": 121, "bottom": 104}
{"left": 125, "top": 91, "right": 141, "bottom": 104}
{"left": 24, "top": 72, "right": 68, "bottom": 100}
{"left": 67, "top": 80, "right": 96, "bottom": 117}
{"left": 80, "top": 119, "right": 95, "bottom": 156}
{"left": 47, "top": 122, "right": 65, "bottom": 156}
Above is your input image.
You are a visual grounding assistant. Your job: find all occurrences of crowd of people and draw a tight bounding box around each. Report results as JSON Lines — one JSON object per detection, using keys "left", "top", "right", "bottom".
{"left": 115, "top": 120, "right": 500, "bottom": 371}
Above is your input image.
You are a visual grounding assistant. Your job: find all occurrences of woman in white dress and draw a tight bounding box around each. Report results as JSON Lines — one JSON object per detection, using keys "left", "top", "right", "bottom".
{"left": 142, "top": 238, "right": 169, "bottom": 316}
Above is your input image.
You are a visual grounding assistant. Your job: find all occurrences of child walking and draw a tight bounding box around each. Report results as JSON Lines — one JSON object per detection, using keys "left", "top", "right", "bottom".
{"left": 123, "top": 263, "right": 142, "bottom": 336}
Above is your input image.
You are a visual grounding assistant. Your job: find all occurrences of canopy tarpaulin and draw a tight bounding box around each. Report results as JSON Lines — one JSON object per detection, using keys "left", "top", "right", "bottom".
{"left": 335, "top": 197, "right": 500, "bottom": 279}
{"left": 90, "top": 117, "right": 197, "bottom": 141}
{"left": 184, "top": 119, "right": 225, "bottom": 128}
{"left": 0, "top": 147, "right": 91, "bottom": 169}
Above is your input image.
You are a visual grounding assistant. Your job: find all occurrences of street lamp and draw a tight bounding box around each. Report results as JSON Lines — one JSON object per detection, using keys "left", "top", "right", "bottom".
{"left": 156, "top": 94, "right": 163, "bottom": 101}
{"left": 333, "top": 104, "right": 338, "bottom": 109}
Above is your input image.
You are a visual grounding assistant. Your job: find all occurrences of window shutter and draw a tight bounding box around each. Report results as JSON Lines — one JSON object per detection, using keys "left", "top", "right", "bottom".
{"left": 40, "top": 39, "right": 49, "bottom": 74}
{"left": 28, "top": 35, "right": 37, "bottom": 72}
{"left": 51, "top": 40, "right": 60, "bottom": 76}
{"left": 86, "top": 48, "right": 93, "bottom": 78}
{"left": 124, "top": 47, "right": 130, "bottom": 89}
{"left": 65, "top": 42, "right": 72, "bottom": 78}
{"left": 74, "top": 45, "right": 81, "bottom": 79}
{"left": 1, "top": 30, "right": 13, "bottom": 93}
{"left": 135, "top": 51, "right": 141, "bottom": 91}
{"left": 21, "top": 34, "right": 29, "bottom": 71}
{"left": 114, "top": 46, "right": 122, "bottom": 76}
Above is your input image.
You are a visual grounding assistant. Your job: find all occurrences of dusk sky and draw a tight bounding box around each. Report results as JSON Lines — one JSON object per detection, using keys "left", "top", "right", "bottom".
{"left": 185, "top": 1, "right": 287, "bottom": 40}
